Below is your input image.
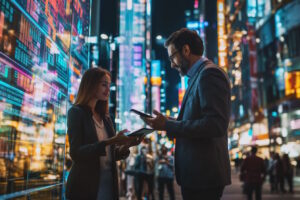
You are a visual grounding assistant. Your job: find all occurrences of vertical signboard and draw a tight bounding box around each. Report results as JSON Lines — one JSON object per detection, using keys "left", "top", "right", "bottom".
{"left": 217, "top": 0, "right": 228, "bottom": 70}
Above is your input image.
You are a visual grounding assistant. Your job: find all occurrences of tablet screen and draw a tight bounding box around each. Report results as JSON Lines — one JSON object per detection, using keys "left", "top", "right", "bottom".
{"left": 126, "top": 128, "right": 154, "bottom": 137}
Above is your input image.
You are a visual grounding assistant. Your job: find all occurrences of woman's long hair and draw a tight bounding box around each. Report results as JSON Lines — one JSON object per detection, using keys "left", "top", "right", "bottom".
{"left": 74, "top": 67, "right": 111, "bottom": 117}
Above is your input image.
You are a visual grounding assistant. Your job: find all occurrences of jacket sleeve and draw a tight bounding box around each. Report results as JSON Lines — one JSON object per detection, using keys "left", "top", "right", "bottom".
{"left": 104, "top": 116, "right": 130, "bottom": 161}
{"left": 67, "top": 107, "right": 106, "bottom": 163}
{"left": 166, "top": 68, "right": 230, "bottom": 139}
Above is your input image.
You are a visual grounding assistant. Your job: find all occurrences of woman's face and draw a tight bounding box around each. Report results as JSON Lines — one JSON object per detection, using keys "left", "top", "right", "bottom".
{"left": 95, "top": 74, "right": 111, "bottom": 101}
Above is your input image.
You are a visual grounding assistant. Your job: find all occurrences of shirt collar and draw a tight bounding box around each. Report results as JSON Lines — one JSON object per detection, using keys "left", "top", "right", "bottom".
{"left": 187, "top": 57, "right": 208, "bottom": 78}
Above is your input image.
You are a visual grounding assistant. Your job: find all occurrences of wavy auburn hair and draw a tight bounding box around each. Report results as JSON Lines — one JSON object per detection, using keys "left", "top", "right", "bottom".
{"left": 74, "top": 67, "right": 111, "bottom": 117}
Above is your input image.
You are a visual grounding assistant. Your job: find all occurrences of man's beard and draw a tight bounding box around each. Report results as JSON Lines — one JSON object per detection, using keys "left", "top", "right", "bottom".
{"left": 177, "top": 57, "right": 189, "bottom": 76}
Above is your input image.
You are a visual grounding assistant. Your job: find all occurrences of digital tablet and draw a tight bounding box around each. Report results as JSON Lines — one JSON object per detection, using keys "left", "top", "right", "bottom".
{"left": 130, "top": 109, "right": 153, "bottom": 118}
{"left": 126, "top": 128, "right": 155, "bottom": 137}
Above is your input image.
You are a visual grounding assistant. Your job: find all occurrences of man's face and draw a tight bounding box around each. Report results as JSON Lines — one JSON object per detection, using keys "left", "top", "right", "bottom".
{"left": 167, "top": 44, "right": 189, "bottom": 76}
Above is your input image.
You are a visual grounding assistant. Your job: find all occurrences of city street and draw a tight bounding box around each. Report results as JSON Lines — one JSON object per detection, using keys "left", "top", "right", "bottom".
{"left": 1, "top": 0, "right": 300, "bottom": 199}
{"left": 146, "top": 170, "right": 300, "bottom": 200}
{"left": 222, "top": 171, "right": 300, "bottom": 200}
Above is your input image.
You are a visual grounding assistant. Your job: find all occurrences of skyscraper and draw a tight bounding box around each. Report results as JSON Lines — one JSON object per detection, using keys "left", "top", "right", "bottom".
{"left": 117, "top": 0, "right": 152, "bottom": 132}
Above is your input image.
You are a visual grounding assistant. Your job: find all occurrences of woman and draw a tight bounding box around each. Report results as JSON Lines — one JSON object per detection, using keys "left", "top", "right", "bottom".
{"left": 66, "top": 67, "right": 140, "bottom": 200}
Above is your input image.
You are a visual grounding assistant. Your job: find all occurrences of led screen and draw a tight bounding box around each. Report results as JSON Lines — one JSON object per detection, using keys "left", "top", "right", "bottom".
{"left": 0, "top": 0, "right": 90, "bottom": 198}
{"left": 118, "top": 0, "right": 147, "bottom": 132}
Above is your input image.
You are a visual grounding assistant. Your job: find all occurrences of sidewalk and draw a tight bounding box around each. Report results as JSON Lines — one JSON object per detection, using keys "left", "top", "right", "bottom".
{"left": 222, "top": 170, "right": 300, "bottom": 200}
{"left": 121, "top": 170, "right": 300, "bottom": 200}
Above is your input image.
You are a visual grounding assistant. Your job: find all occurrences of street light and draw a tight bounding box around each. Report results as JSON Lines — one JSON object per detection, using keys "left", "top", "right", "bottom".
{"left": 100, "top": 33, "right": 109, "bottom": 40}
{"left": 172, "top": 107, "right": 178, "bottom": 113}
{"left": 156, "top": 35, "right": 163, "bottom": 40}
{"left": 155, "top": 35, "right": 165, "bottom": 45}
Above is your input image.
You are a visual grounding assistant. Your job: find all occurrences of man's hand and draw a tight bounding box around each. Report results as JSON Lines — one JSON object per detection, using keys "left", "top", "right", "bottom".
{"left": 142, "top": 110, "right": 167, "bottom": 131}
{"left": 167, "top": 116, "right": 176, "bottom": 120}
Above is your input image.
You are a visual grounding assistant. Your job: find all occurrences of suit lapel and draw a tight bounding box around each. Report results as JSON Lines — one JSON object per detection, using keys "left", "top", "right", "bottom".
{"left": 177, "top": 60, "right": 209, "bottom": 120}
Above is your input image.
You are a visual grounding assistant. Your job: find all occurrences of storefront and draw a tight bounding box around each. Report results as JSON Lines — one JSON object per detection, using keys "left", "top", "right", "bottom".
{"left": 229, "top": 118, "right": 271, "bottom": 159}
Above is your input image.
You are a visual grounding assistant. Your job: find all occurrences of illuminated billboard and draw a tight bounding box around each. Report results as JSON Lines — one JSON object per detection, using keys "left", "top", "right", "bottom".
{"left": 118, "top": 0, "right": 150, "bottom": 132}
{"left": 217, "top": 0, "right": 228, "bottom": 70}
{"left": 14, "top": 0, "right": 72, "bottom": 54}
{"left": 285, "top": 71, "right": 300, "bottom": 98}
{"left": 151, "top": 60, "right": 161, "bottom": 111}
{"left": 0, "top": 0, "right": 91, "bottom": 197}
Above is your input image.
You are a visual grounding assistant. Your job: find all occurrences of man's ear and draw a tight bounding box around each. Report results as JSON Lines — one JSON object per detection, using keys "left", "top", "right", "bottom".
{"left": 182, "top": 44, "right": 190, "bottom": 57}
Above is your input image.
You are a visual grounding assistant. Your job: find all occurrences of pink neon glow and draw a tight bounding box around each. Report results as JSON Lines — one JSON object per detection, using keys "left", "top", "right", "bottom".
{"left": 0, "top": 55, "right": 32, "bottom": 80}
{"left": 0, "top": 53, "right": 62, "bottom": 94}
{"left": 194, "top": 0, "right": 199, "bottom": 9}
{"left": 133, "top": 45, "right": 142, "bottom": 52}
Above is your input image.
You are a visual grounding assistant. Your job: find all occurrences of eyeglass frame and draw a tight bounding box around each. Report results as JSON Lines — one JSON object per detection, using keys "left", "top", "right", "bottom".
{"left": 168, "top": 48, "right": 181, "bottom": 63}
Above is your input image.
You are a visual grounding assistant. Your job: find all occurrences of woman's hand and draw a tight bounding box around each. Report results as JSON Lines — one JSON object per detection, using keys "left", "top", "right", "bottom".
{"left": 105, "top": 130, "right": 144, "bottom": 147}
{"left": 127, "top": 135, "right": 145, "bottom": 147}
{"left": 116, "top": 145, "right": 131, "bottom": 160}
{"left": 106, "top": 129, "right": 132, "bottom": 146}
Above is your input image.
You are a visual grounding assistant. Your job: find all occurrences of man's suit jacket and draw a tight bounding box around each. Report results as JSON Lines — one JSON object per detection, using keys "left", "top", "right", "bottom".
{"left": 165, "top": 60, "right": 231, "bottom": 189}
{"left": 66, "top": 105, "right": 128, "bottom": 200}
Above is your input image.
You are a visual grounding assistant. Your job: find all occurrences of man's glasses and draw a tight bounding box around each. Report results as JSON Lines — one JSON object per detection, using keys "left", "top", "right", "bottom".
{"left": 169, "top": 50, "right": 179, "bottom": 63}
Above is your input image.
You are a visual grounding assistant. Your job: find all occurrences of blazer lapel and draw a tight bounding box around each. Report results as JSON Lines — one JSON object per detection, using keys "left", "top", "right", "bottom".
{"left": 103, "top": 116, "right": 115, "bottom": 138}
{"left": 177, "top": 60, "right": 209, "bottom": 120}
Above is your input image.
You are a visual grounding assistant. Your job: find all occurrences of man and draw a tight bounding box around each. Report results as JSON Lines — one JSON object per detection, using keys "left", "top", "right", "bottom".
{"left": 134, "top": 146, "right": 148, "bottom": 200}
{"left": 143, "top": 28, "right": 231, "bottom": 199}
{"left": 241, "top": 146, "right": 266, "bottom": 200}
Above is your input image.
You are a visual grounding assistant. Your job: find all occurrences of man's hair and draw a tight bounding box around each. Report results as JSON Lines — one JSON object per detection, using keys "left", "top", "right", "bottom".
{"left": 164, "top": 28, "right": 204, "bottom": 56}
{"left": 251, "top": 146, "right": 257, "bottom": 154}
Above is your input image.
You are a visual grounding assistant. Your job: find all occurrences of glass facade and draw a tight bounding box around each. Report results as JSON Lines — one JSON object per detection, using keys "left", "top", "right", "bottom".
{"left": 0, "top": 0, "right": 91, "bottom": 199}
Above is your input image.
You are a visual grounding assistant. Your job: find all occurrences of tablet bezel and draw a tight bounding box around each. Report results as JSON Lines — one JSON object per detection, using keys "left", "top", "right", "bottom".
{"left": 130, "top": 109, "right": 153, "bottom": 118}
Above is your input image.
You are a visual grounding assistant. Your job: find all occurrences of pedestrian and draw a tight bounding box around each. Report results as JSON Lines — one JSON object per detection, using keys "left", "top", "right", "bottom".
{"left": 64, "top": 156, "right": 72, "bottom": 182}
{"left": 125, "top": 147, "right": 138, "bottom": 198}
{"left": 282, "top": 154, "right": 294, "bottom": 193}
{"left": 119, "top": 160, "right": 127, "bottom": 197}
{"left": 241, "top": 146, "right": 266, "bottom": 200}
{"left": 134, "top": 146, "right": 149, "bottom": 200}
{"left": 234, "top": 155, "right": 240, "bottom": 173}
{"left": 142, "top": 28, "right": 231, "bottom": 200}
{"left": 296, "top": 156, "right": 300, "bottom": 176}
{"left": 268, "top": 152, "right": 276, "bottom": 193}
{"left": 145, "top": 144, "right": 155, "bottom": 200}
{"left": 66, "top": 67, "right": 142, "bottom": 200}
{"left": 156, "top": 145, "right": 175, "bottom": 200}
{"left": 274, "top": 153, "right": 285, "bottom": 193}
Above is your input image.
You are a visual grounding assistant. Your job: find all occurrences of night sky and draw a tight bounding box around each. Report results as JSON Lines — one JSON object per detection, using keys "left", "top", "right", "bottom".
{"left": 100, "top": 0, "right": 203, "bottom": 110}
